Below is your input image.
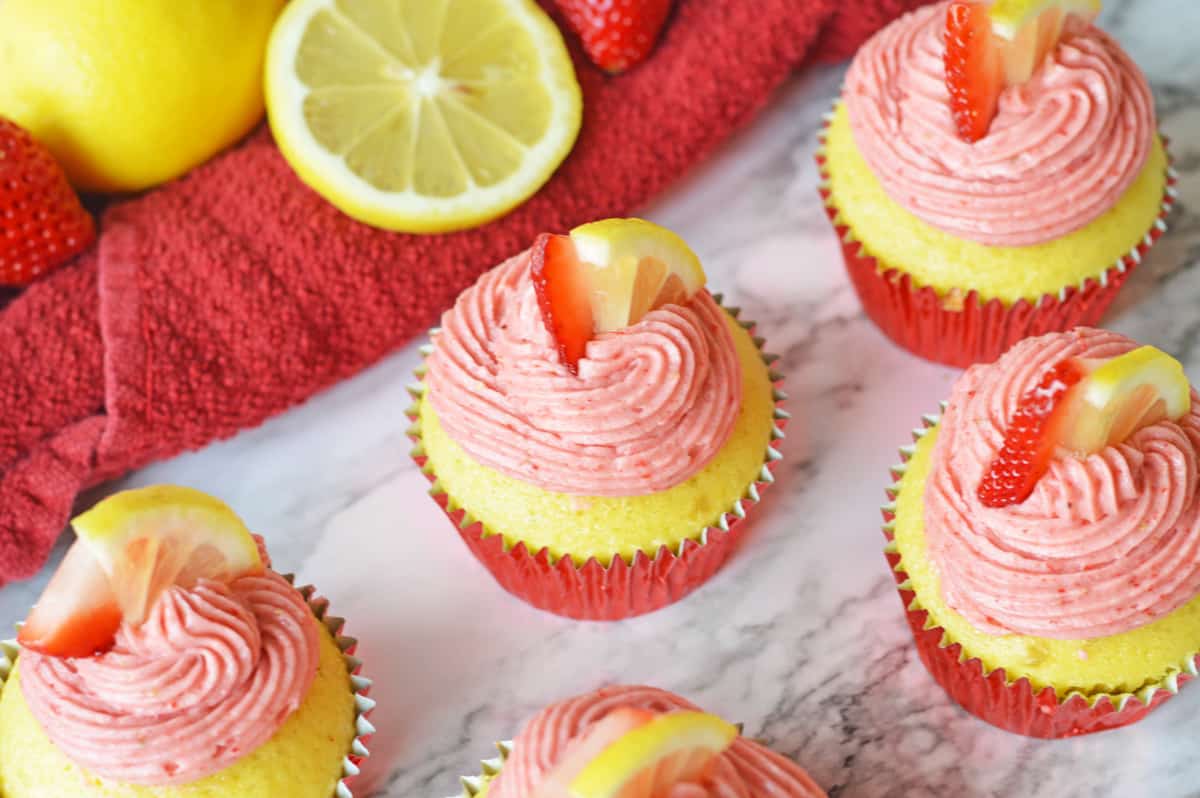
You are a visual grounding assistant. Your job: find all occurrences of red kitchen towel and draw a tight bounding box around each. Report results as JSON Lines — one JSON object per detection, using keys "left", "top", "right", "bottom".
{"left": 0, "top": 0, "right": 930, "bottom": 584}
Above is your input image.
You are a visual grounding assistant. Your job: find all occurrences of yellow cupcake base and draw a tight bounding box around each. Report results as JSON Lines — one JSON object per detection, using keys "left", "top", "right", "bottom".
{"left": 823, "top": 102, "right": 1170, "bottom": 305}
{"left": 413, "top": 304, "right": 783, "bottom": 566}
{"left": 890, "top": 421, "right": 1200, "bottom": 698}
{"left": 0, "top": 581, "right": 373, "bottom": 798}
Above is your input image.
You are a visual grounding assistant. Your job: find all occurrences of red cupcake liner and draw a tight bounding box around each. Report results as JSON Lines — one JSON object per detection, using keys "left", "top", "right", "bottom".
{"left": 407, "top": 298, "right": 787, "bottom": 621}
{"left": 0, "top": 578, "right": 375, "bottom": 796}
{"left": 882, "top": 412, "right": 1199, "bottom": 738}
{"left": 816, "top": 124, "right": 1178, "bottom": 368}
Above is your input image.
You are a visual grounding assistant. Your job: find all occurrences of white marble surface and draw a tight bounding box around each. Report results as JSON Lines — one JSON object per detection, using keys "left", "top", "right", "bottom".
{"left": 4, "top": 2, "right": 1200, "bottom": 796}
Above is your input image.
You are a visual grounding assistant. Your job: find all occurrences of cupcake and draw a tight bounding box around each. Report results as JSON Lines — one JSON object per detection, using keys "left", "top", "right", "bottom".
{"left": 885, "top": 328, "right": 1200, "bottom": 737}
{"left": 454, "top": 685, "right": 826, "bottom": 798}
{"left": 819, "top": 1, "right": 1175, "bottom": 367}
{"left": 409, "top": 218, "right": 785, "bottom": 620}
{"left": 0, "top": 485, "right": 374, "bottom": 796}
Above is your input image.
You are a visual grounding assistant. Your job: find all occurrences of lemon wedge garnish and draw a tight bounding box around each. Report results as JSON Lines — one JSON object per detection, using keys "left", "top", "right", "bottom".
{"left": 265, "top": 0, "right": 582, "bottom": 233}
{"left": 72, "top": 485, "right": 263, "bottom": 625}
{"left": 568, "top": 218, "right": 707, "bottom": 333}
{"left": 1057, "top": 345, "right": 1191, "bottom": 457}
{"left": 568, "top": 711, "right": 738, "bottom": 798}
{"left": 988, "top": 0, "right": 1101, "bottom": 39}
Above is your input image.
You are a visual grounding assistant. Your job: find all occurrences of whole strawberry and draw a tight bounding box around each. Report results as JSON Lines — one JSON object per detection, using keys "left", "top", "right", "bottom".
{"left": 0, "top": 117, "right": 95, "bottom": 285}
{"left": 555, "top": 0, "right": 673, "bottom": 74}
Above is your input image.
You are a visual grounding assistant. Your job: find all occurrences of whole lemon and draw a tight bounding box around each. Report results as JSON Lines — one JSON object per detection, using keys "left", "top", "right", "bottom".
{"left": 0, "top": 0, "right": 285, "bottom": 192}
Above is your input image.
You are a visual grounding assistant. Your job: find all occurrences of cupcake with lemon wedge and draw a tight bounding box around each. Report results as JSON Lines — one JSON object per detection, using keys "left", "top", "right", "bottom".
{"left": 454, "top": 685, "right": 827, "bottom": 798}
{"left": 886, "top": 328, "right": 1200, "bottom": 737}
{"left": 409, "top": 218, "right": 786, "bottom": 619}
{"left": 820, "top": 0, "right": 1175, "bottom": 367}
{"left": 0, "top": 485, "right": 374, "bottom": 797}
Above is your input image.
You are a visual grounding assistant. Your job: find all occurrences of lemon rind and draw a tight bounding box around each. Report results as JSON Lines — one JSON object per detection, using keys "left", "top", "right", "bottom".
{"left": 988, "top": 0, "right": 1103, "bottom": 40}
{"left": 71, "top": 485, "right": 263, "bottom": 577}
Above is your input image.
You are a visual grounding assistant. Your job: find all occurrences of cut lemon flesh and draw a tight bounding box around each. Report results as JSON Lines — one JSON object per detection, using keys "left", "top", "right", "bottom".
{"left": 531, "top": 709, "right": 655, "bottom": 798}
{"left": 265, "top": 0, "right": 582, "bottom": 233}
{"left": 988, "top": 0, "right": 1101, "bottom": 39}
{"left": 988, "top": 0, "right": 1100, "bottom": 83}
{"left": 568, "top": 711, "right": 738, "bottom": 798}
{"left": 72, "top": 485, "right": 263, "bottom": 626}
{"left": 1057, "top": 345, "right": 1191, "bottom": 457}
{"left": 568, "top": 218, "right": 707, "bottom": 333}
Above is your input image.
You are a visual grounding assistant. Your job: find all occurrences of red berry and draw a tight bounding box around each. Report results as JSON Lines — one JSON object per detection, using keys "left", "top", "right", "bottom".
{"left": 18, "top": 542, "right": 121, "bottom": 658}
{"left": 944, "top": 1, "right": 1006, "bottom": 143}
{"left": 531, "top": 233, "right": 594, "bottom": 374}
{"left": 554, "top": 0, "right": 673, "bottom": 74}
{"left": 0, "top": 117, "right": 95, "bottom": 286}
{"left": 978, "top": 359, "right": 1087, "bottom": 508}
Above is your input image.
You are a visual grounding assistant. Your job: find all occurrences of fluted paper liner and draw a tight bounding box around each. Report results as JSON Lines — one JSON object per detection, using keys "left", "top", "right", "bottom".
{"left": 0, "top": 575, "right": 376, "bottom": 796}
{"left": 817, "top": 110, "right": 1178, "bottom": 368}
{"left": 452, "top": 740, "right": 513, "bottom": 798}
{"left": 882, "top": 410, "right": 1199, "bottom": 738}
{"left": 407, "top": 295, "right": 788, "bottom": 620}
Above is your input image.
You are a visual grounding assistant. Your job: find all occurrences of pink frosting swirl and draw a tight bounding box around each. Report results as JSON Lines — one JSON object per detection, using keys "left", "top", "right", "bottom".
{"left": 425, "top": 252, "right": 742, "bottom": 496}
{"left": 488, "top": 685, "right": 826, "bottom": 798}
{"left": 925, "top": 328, "right": 1200, "bottom": 639}
{"left": 19, "top": 549, "right": 320, "bottom": 785}
{"left": 843, "top": 2, "right": 1156, "bottom": 246}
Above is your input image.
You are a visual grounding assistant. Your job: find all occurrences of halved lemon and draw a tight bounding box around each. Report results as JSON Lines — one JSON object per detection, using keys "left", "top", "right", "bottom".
{"left": 567, "top": 711, "right": 738, "bottom": 798}
{"left": 265, "top": 0, "right": 582, "bottom": 233}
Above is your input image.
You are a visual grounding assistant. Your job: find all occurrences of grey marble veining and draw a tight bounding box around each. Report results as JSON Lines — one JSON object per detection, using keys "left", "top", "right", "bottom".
{"left": 3, "top": 3, "right": 1200, "bottom": 797}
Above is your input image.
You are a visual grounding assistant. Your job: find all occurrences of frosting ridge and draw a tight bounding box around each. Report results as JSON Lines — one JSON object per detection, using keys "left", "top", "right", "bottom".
{"left": 487, "top": 685, "right": 826, "bottom": 798}
{"left": 925, "top": 328, "right": 1200, "bottom": 639}
{"left": 843, "top": 2, "right": 1156, "bottom": 247}
{"left": 425, "top": 252, "right": 742, "bottom": 496}
{"left": 19, "top": 550, "right": 320, "bottom": 786}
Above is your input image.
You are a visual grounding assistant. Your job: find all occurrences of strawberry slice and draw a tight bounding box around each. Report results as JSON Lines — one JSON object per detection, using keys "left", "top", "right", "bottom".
{"left": 978, "top": 359, "right": 1086, "bottom": 507}
{"left": 945, "top": 2, "right": 1005, "bottom": 144}
{"left": 944, "top": 0, "right": 1101, "bottom": 143}
{"left": 554, "top": 0, "right": 673, "bottom": 74}
{"left": 978, "top": 345, "right": 1191, "bottom": 508}
{"left": 532, "top": 232, "right": 595, "bottom": 374}
{"left": 18, "top": 542, "right": 122, "bottom": 658}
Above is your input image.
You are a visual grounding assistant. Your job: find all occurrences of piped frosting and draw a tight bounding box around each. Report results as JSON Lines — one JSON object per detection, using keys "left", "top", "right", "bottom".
{"left": 925, "top": 328, "right": 1200, "bottom": 639}
{"left": 843, "top": 2, "right": 1155, "bottom": 247}
{"left": 425, "top": 252, "right": 741, "bottom": 497}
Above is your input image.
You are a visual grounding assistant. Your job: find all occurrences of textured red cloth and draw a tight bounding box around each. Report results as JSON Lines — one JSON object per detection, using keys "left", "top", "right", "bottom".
{"left": 0, "top": 0, "right": 930, "bottom": 585}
